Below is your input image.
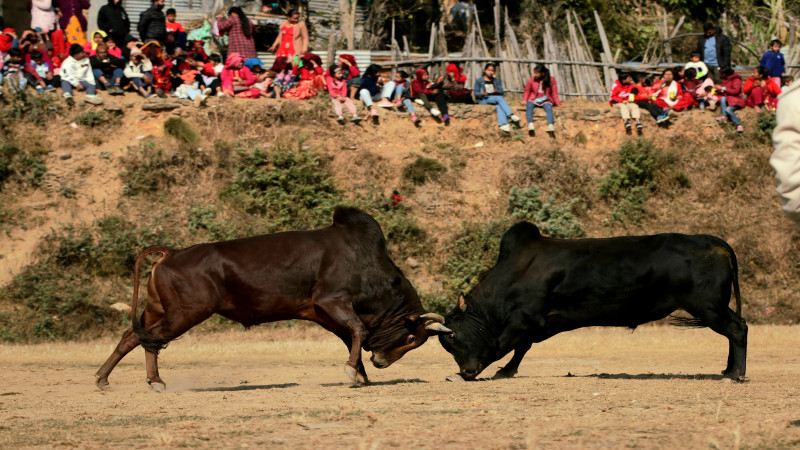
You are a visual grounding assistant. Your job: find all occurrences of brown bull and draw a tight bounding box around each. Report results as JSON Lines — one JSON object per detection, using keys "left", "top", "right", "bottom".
{"left": 95, "top": 207, "right": 451, "bottom": 391}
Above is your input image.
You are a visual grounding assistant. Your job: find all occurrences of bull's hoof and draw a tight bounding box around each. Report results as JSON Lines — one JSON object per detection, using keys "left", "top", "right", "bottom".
{"left": 722, "top": 370, "right": 747, "bottom": 382}
{"left": 344, "top": 365, "right": 368, "bottom": 386}
{"left": 95, "top": 376, "right": 111, "bottom": 391}
{"left": 491, "top": 368, "right": 517, "bottom": 380}
{"left": 147, "top": 379, "right": 167, "bottom": 392}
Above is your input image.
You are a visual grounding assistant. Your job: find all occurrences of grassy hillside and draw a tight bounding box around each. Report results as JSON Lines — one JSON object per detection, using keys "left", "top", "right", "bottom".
{"left": 0, "top": 90, "right": 796, "bottom": 342}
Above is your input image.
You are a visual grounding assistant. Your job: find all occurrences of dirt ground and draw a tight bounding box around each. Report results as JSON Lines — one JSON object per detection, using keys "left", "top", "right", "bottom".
{"left": 1, "top": 325, "right": 799, "bottom": 448}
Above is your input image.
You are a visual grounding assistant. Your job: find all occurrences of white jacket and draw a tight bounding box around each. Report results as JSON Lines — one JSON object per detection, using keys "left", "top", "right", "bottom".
{"left": 770, "top": 81, "right": 800, "bottom": 223}
{"left": 123, "top": 59, "right": 153, "bottom": 79}
{"left": 60, "top": 56, "right": 95, "bottom": 86}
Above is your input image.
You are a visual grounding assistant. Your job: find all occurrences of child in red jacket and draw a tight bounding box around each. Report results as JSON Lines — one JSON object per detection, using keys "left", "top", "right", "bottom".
{"left": 610, "top": 73, "right": 642, "bottom": 129}
{"left": 411, "top": 68, "right": 448, "bottom": 121}
{"left": 522, "top": 64, "right": 561, "bottom": 132}
{"left": 744, "top": 66, "right": 782, "bottom": 111}
{"left": 327, "top": 65, "right": 361, "bottom": 124}
{"left": 716, "top": 67, "right": 745, "bottom": 133}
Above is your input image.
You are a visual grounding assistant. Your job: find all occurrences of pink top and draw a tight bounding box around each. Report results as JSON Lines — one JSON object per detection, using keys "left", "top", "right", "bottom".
{"left": 327, "top": 77, "right": 347, "bottom": 97}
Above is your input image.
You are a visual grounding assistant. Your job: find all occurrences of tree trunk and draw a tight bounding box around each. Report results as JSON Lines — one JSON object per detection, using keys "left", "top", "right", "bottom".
{"left": 359, "top": 0, "right": 390, "bottom": 49}
{"left": 339, "top": 0, "right": 356, "bottom": 49}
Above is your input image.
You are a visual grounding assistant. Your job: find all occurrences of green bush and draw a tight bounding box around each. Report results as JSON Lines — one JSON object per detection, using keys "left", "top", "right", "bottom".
{"left": 402, "top": 157, "right": 446, "bottom": 186}
{"left": 72, "top": 110, "right": 121, "bottom": 128}
{"left": 599, "top": 138, "right": 664, "bottom": 226}
{"left": 0, "top": 87, "right": 59, "bottom": 129}
{"left": 0, "top": 138, "right": 48, "bottom": 190}
{"left": 420, "top": 291, "right": 455, "bottom": 315}
{"left": 508, "top": 185, "right": 585, "bottom": 238}
{"left": 756, "top": 112, "right": 777, "bottom": 143}
{"left": 441, "top": 220, "right": 508, "bottom": 296}
{"left": 164, "top": 117, "right": 200, "bottom": 147}
{"left": 222, "top": 141, "right": 339, "bottom": 232}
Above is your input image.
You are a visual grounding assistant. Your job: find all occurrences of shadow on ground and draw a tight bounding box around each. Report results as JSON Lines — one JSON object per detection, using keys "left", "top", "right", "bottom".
{"left": 565, "top": 372, "right": 726, "bottom": 380}
{"left": 321, "top": 378, "right": 428, "bottom": 388}
{"left": 189, "top": 383, "right": 299, "bottom": 392}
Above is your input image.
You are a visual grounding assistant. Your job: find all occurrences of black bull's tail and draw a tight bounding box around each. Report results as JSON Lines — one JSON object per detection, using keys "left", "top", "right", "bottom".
{"left": 671, "top": 237, "right": 742, "bottom": 328}
{"left": 130, "top": 246, "right": 173, "bottom": 354}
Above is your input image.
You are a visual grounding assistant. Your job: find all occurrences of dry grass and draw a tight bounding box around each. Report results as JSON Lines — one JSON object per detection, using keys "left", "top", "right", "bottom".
{"left": 1, "top": 325, "right": 799, "bottom": 448}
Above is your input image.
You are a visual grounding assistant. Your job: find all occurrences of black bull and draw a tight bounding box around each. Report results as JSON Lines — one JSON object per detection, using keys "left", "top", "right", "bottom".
{"left": 95, "top": 207, "right": 452, "bottom": 390}
{"left": 439, "top": 223, "right": 748, "bottom": 381}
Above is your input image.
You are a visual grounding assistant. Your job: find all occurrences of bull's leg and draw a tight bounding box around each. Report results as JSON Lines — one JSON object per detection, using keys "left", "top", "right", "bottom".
{"left": 313, "top": 300, "right": 369, "bottom": 386}
{"left": 95, "top": 328, "right": 141, "bottom": 390}
{"left": 690, "top": 307, "right": 748, "bottom": 380}
{"left": 492, "top": 341, "right": 532, "bottom": 380}
{"left": 145, "top": 350, "right": 166, "bottom": 392}
{"left": 333, "top": 330, "right": 369, "bottom": 384}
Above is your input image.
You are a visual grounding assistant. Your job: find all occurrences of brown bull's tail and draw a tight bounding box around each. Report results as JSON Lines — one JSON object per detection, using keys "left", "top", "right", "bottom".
{"left": 130, "top": 246, "right": 172, "bottom": 354}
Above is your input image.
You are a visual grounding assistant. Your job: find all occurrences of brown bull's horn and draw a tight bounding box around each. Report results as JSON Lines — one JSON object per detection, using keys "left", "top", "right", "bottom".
{"left": 425, "top": 322, "right": 452, "bottom": 333}
{"left": 420, "top": 313, "right": 446, "bottom": 324}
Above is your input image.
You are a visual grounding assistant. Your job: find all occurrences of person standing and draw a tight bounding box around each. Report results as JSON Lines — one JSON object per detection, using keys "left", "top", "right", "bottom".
{"left": 216, "top": 7, "right": 256, "bottom": 60}
{"left": 55, "top": 0, "right": 91, "bottom": 44}
{"left": 696, "top": 23, "right": 732, "bottom": 82}
{"left": 268, "top": 10, "right": 308, "bottom": 62}
{"left": 138, "top": 0, "right": 166, "bottom": 44}
{"left": 97, "top": 0, "right": 130, "bottom": 51}
{"left": 31, "top": 0, "right": 58, "bottom": 33}
{"left": 760, "top": 39, "right": 785, "bottom": 87}
{"left": 770, "top": 73, "right": 800, "bottom": 223}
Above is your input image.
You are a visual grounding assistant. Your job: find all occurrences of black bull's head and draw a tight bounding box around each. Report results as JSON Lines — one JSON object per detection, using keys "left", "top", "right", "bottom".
{"left": 437, "top": 296, "right": 498, "bottom": 380}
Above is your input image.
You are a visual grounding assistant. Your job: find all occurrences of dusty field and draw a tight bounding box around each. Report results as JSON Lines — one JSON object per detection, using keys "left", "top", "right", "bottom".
{"left": 1, "top": 325, "right": 799, "bottom": 448}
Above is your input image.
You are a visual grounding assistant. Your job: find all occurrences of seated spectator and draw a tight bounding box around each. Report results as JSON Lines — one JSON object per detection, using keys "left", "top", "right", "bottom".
{"left": 141, "top": 41, "right": 173, "bottom": 96}
{"left": 220, "top": 52, "right": 260, "bottom": 98}
{"left": 633, "top": 75, "right": 670, "bottom": 123}
{"left": 2, "top": 48, "right": 29, "bottom": 91}
{"left": 522, "top": 64, "right": 561, "bottom": 133}
{"left": 90, "top": 44, "right": 125, "bottom": 95}
{"left": 83, "top": 30, "right": 108, "bottom": 56}
{"left": 610, "top": 72, "right": 641, "bottom": 129}
{"left": 283, "top": 52, "right": 325, "bottom": 99}
{"left": 654, "top": 68, "right": 694, "bottom": 111}
{"left": 337, "top": 54, "right": 360, "bottom": 99}
{"left": 760, "top": 40, "right": 785, "bottom": 87}
{"left": 358, "top": 64, "right": 397, "bottom": 120}
{"left": 103, "top": 35, "right": 123, "bottom": 58}
{"left": 0, "top": 28, "right": 16, "bottom": 64}
{"left": 60, "top": 43, "right": 103, "bottom": 105}
{"left": 165, "top": 8, "right": 187, "bottom": 53}
{"left": 189, "top": 40, "right": 209, "bottom": 61}
{"left": 187, "top": 51, "right": 220, "bottom": 95}
{"left": 174, "top": 69, "right": 209, "bottom": 106}
{"left": 744, "top": 66, "right": 781, "bottom": 112}
{"left": 28, "top": 49, "right": 59, "bottom": 91}
{"left": 244, "top": 57, "right": 273, "bottom": 96}
{"left": 271, "top": 56, "right": 296, "bottom": 98}
{"left": 393, "top": 70, "right": 420, "bottom": 125}
{"left": 715, "top": 67, "right": 745, "bottom": 133}
{"left": 441, "top": 63, "right": 474, "bottom": 105}
{"left": 684, "top": 52, "right": 709, "bottom": 79}
{"left": 411, "top": 68, "right": 446, "bottom": 122}
{"left": 327, "top": 65, "right": 361, "bottom": 124}
{"left": 691, "top": 69, "right": 717, "bottom": 111}
{"left": 474, "top": 63, "right": 520, "bottom": 133}
{"left": 123, "top": 47, "right": 154, "bottom": 97}
{"left": 783, "top": 75, "right": 794, "bottom": 89}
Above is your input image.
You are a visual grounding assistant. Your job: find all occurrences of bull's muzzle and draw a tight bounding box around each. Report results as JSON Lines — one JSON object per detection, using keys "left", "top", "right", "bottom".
{"left": 370, "top": 353, "right": 390, "bottom": 369}
{"left": 459, "top": 363, "right": 483, "bottom": 380}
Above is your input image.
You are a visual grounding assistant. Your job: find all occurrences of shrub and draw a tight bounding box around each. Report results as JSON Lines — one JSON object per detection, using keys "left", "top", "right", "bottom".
{"left": 222, "top": 140, "right": 339, "bottom": 231}
{"left": 0, "top": 87, "right": 59, "bottom": 129}
{"left": 756, "top": 112, "right": 777, "bottom": 143}
{"left": 441, "top": 220, "right": 508, "bottom": 296}
{"left": 420, "top": 291, "right": 454, "bottom": 315}
{"left": 164, "top": 117, "right": 200, "bottom": 147}
{"left": 0, "top": 137, "right": 48, "bottom": 190}
{"left": 599, "top": 138, "right": 665, "bottom": 226}
{"left": 72, "top": 110, "right": 120, "bottom": 128}
{"left": 120, "top": 139, "right": 178, "bottom": 196}
{"left": 508, "top": 185, "right": 585, "bottom": 238}
{"left": 402, "top": 156, "right": 446, "bottom": 186}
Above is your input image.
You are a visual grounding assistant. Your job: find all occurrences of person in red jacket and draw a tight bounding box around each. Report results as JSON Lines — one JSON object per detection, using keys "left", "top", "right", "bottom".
{"left": 327, "top": 65, "right": 361, "bottom": 124}
{"left": 610, "top": 72, "right": 642, "bottom": 129}
{"left": 411, "top": 68, "right": 449, "bottom": 122}
{"left": 283, "top": 51, "right": 325, "bottom": 99}
{"left": 633, "top": 75, "right": 670, "bottom": 123}
{"left": 716, "top": 67, "right": 745, "bottom": 132}
{"left": 522, "top": 64, "right": 561, "bottom": 133}
{"left": 744, "top": 66, "right": 782, "bottom": 112}
{"left": 654, "top": 68, "right": 694, "bottom": 111}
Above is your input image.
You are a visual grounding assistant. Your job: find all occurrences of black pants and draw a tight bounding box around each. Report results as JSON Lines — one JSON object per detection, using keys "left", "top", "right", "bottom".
{"left": 447, "top": 93, "right": 475, "bottom": 104}
{"left": 636, "top": 101, "right": 666, "bottom": 120}
{"left": 204, "top": 78, "right": 221, "bottom": 95}
{"left": 414, "top": 91, "right": 449, "bottom": 115}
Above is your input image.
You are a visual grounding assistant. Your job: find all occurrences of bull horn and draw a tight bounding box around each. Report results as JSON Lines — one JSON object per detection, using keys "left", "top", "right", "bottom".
{"left": 425, "top": 322, "right": 453, "bottom": 334}
{"left": 420, "top": 313, "right": 446, "bottom": 324}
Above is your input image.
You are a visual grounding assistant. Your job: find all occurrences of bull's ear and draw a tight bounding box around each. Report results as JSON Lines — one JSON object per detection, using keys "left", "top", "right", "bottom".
{"left": 458, "top": 295, "right": 467, "bottom": 312}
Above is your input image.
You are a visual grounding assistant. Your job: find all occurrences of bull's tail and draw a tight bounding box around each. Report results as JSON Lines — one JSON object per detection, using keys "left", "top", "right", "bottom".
{"left": 712, "top": 237, "right": 742, "bottom": 317}
{"left": 130, "top": 246, "right": 172, "bottom": 354}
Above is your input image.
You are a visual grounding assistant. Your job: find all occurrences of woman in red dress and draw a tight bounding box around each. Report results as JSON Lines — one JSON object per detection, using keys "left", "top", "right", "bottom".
{"left": 283, "top": 52, "right": 325, "bottom": 100}
{"left": 268, "top": 10, "right": 308, "bottom": 63}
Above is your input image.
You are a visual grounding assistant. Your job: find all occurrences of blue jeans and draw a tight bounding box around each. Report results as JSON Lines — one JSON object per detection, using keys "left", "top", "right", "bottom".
{"left": 92, "top": 67, "right": 124, "bottom": 86}
{"left": 477, "top": 95, "right": 513, "bottom": 125}
{"left": 61, "top": 79, "right": 96, "bottom": 95}
{"left": 526, "top": 101, "right": 554, "bottom": 125}
{"left": 391, "top": 84, "right": 415, "bottom": 114}
{"left": 359, "top": 81, "right": 397, "bottom": 107}
{"left": 719, "top": 96, "right": 741, "bottom": 126}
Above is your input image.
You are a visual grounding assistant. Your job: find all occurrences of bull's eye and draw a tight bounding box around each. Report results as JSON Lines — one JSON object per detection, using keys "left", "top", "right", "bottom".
{"left": 407, "top": 335, "right": 416, "bottom": 345}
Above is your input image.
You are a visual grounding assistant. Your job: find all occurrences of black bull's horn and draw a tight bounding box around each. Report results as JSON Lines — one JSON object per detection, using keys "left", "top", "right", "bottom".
{"left": 420, "top": 313, "right": 452, "bottom": 333}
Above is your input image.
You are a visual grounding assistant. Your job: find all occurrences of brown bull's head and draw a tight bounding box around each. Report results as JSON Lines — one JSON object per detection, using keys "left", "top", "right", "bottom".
{"left": 368, "top": 313, "right": 452, "bottom": 368}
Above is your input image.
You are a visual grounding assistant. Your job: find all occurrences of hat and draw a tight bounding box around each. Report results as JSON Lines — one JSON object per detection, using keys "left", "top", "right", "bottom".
{"left": 3, "top": 28, "right": 15, "bottom": 34}
{"left": 243, "top": 57, "right": 264, "bottom": 70}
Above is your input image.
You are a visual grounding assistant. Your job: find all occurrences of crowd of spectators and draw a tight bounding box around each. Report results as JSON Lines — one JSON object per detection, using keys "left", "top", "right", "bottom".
{"left": 0, "top": 10, "right": 795, "bottom": 132}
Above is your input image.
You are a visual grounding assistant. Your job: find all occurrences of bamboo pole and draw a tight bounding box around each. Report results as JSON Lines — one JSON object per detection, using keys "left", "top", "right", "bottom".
{"left": 593, "top": 9, "right": 617, "bottom": 90}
